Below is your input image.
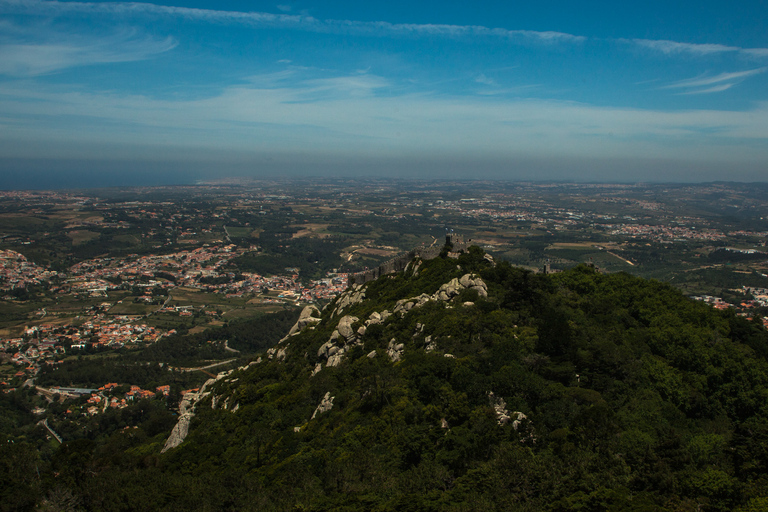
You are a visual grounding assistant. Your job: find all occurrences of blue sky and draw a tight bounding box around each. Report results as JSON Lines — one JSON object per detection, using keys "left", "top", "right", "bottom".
{"left": 1, "top": 0, "right": 768, "bottom": 186}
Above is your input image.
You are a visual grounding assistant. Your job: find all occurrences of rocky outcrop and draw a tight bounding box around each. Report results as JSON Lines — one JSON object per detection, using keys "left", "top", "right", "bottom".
{"left": 488, "top": 391, "right": 528, "bottom": 429}
{"left": 266, "top": 345, "right": 288, "bottom": 361}
{"left": 387, "top": 339, "right": 405, "bottom": 362}
{"left": 286, "top": 305, "right": 321, "bottom": 337}
{"left": 331, "top": 285, "right": 366, "bottom": 317}
{"left": 458, "top": 274, "right": 488, "bottom": 298}
{"left": 311, "top": 392, "right": 334, "bottom": 419}
{"left": 336, "top": 315, "right": 358, "bottom": 341}
{"left": 315, "top": 315, "right": 360, "bottom": 371}
{"left": 162, "top": 411, "right": 193, "bottom": 453}
{"left": 162, "top": 372, "right": 228, "bottom": 452}
{"left": 316, "top": 273, "right": 489, "bottom": 369}
{"left": 435, "top": 274, "right": 487, "bottom": 301}
{"left": 365, "top": 310, "right": 391, "bottom": 325}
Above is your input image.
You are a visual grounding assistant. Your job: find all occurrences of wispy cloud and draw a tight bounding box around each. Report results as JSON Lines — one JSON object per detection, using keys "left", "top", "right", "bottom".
{"left": 0, "top": 0, "right": 585, "bottom": 44}
{"left": 0, "top": 26, "right": 177, "bottom": 76}
{"left": 3, "top": 75, "right": 767, "bottom": 158}
{"left": 632, "top": 38, "right": 768, "bottom": 60}
{"left": 6, "top": 0, "right": 768, "bottom": 61}
{"left": 682, "top": 84, "right": 734, "bottom": 95}
{"left": 633, "top": 39, "right": 739, "bottom": 55}
{"left": 662, "top": 68, "right": 767, "bottom": 94}
{"left": 743, "top": 48, "right": 768, "bottom": 58}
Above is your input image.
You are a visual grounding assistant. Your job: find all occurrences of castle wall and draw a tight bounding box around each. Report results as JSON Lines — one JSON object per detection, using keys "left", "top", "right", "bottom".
{"left": 347, "top": 241, "right": 467, "bottom": 287}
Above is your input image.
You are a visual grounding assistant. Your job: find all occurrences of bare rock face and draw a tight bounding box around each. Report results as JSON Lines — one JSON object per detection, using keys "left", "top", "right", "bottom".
{"left": 162, "top": 375, "right": 222, "bottom": 452}
{"left": 311, "top": 392, "right": 334, "bottom": 419}
{"left": 162, "top": 412, "right": 193, "bottom": 453}
{"left": 327, "top": 351, "right": 344, "bottom": 367}
{"left": 317, "top": 341, "right": 332, "bottom": 358}
{"left": 460, "top": 274, "right": 488, "bottom": 298}
{"left": 488, "top": 391, "right": 528, "bottom": 429}
{"left": 393, "top": 299, "right": 414, "bottom": 315}
{"left": 336, "top": 315, "right": 359, "bottom": 342}
{"left": 332, "top": 285, "right": 366, "bottom": 316}
{"left": 366, "top": 311, "right": 382, "bottom": 326}
{"left": 267, "top": 344, "right": 289, "bottom": 360}
{"left": 387, "top": 339, "right": 405, "bottom": 362}
{"left": 287, "top": 305, "right": 322, "bottom": 336}
{"left": 314, "top": 315, "right": 360, "bottom": 371}
{"left": 436, "top": 278, "right": 462, "bottom": 301}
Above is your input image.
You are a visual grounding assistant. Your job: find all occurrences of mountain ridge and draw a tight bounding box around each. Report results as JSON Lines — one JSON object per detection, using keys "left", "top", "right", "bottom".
{"left": 49, "top": 246, "right": 768, "bottom": 511}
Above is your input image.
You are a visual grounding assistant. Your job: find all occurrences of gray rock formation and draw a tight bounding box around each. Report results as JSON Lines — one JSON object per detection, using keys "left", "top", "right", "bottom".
{"left": 332, "top": 285, "right": 366, "bottom": 316}
{"left": 387, "top": 339, "right": 405, "bottom": 362}
{"left": 162, "top": 411, "right": 193, "bottom": 453}
{"left": 286, "top": 305, "right": 321, "bottom": 336}
{"left": 314, "top": 315, "right": 361, "bottom": 371}
{"left": 366, "top": 311, "right": 382, "bottom": 326}
{"left": 311, "top": 392, "right": 334, "bottom": 419}
{"left": 336, "top": 315, "right": 359, "bottom": 341}
{"left": 488, "top": 391, "right": 528, "bottom": 429}
{"left": 267, "top": 344, "right": 289, "bottom": 361}
{"left": 162, "top": 373, "right": 225, "bottom": 452}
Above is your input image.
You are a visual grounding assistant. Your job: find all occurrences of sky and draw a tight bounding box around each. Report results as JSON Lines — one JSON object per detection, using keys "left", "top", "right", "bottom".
{"left": 1, "top": 0, "right": 768, "bottom": 187}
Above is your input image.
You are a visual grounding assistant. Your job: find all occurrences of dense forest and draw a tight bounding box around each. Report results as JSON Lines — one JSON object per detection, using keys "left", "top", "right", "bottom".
{"left": 8, "top": 248, "right": 768, "bottom": 511}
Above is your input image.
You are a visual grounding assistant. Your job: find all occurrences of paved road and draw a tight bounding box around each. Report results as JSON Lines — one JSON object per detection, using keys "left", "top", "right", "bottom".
{"left": 177, "top": 358, "right": 237, "bottom": 372}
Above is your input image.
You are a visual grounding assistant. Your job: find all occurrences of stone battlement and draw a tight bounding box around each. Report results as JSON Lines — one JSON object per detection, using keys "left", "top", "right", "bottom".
{"left": 348, "top": 234, "right": 468, "bottom": 287}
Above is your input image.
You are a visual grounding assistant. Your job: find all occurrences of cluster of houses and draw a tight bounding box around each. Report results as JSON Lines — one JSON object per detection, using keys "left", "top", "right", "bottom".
{"left": 0, "top": 320, "right": 174, "bottom": 386}
{"left": 67, "top": 382, "right": 172, "bottom": 416}
{"left": 0, "top": 249, "right": 59, "bottom": 293}
{"left": 4, "top": 335, "right": 66, "bottom": 382}
{"left": 65, "top": 244, "right": 349, "bottom": 303}
{"left": 692, "top": 293, "right": 768, "bottom": 329}
{"left": 605, "top": 224, "right": 726, "bottom": 242}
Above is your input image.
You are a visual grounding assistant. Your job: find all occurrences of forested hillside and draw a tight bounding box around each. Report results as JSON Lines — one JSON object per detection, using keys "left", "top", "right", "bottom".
{"left": 17, "top": 248, "right": 768, "bottom": 511}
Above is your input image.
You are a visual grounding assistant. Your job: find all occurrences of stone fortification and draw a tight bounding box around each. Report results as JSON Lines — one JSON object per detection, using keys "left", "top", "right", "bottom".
{"left": 348, "top": 235, "right": 468, "bottom": 287}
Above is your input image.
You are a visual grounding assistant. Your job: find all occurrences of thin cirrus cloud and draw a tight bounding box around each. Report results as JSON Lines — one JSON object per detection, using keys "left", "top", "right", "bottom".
{"left": 662, "top": 68, "right": 768, "bottom": 94}
{"left": 1, "top": 0, "right": 585, "bottom": 44}
{"left": 0, "top": 17, "right": 178, "bottom": 77}
{"left": 5, "top": 0, "right": 768, "bottom": 58}
{"left": 632, "top": 38, "right": 768, "bottom": 59}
